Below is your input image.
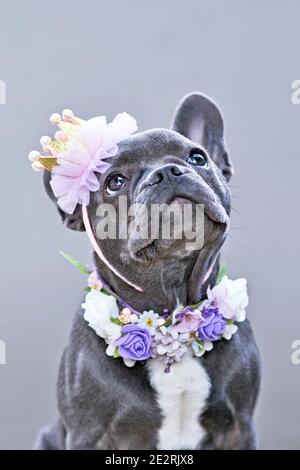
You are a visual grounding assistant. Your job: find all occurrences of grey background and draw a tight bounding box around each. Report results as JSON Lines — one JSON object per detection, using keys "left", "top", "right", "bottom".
{"left": 0, "top": 0, "right": 299, "bottom": 450}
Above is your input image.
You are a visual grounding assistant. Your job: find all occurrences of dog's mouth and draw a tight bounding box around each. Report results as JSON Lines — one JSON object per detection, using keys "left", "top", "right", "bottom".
{"left": 133, "top": 196, "right": 229, "bottom": 262}
{"left": 135, "top": 238, "right": 160, "bottom": 260}
{"left": 134, "top": 196, "right": 190, "bottom": 260}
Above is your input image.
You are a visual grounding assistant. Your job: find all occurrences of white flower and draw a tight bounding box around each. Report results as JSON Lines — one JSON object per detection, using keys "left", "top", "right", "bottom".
{"left": 102, "top": 322, "right": 122, "bottom": 343}
{"left": 130, "top": 313, "right": 139, "bottom": 323}
{"left": 172, "top": 305, "right": 184, "bottom": 324}
{"left": 118, "top": 307, "right": 132, "bottom": 324}
{"left": 106, "top": 344, "right": 117, "bottom": 356}
{"left": 169, "top": 327, "right": 179, "bottom": 340}
{"left": 207, "top": 275, "right": 249, "bottom": 321}
{"left": 151, "top": 327, "right": 188, "bottom": 362}
{"left": 123, "top": 358, "right": 136, "bottom": 367}
{"left": 178, "top": 332, "right": 190, "bottom": 342}
{"left": 157, "top": 344, "right": 168, "bottom": 355}
{"left": 192, "top": 340, "right": 214, "bottom": 357}
{"left": 192, "top": 343, "right": 205, "bottom": 357}
{"left": 138, "top": 310, "right": 159, "bottom": 334}
{"left": 82, "top": 290, "right": 120, "bottom": 340}
{"left": 159, "top": 325, "right": 167, "bottom": 335}
{"left": 223, "top": 323, "right": 238, "bottom": 340}
{"left": 204, "top": 340, "right": 213, "bottom": 351}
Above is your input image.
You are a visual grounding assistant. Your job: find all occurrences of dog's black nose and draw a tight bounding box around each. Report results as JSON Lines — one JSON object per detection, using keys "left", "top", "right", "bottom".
{"left": 147, "top": 164, "right": 184, "bottom": 186}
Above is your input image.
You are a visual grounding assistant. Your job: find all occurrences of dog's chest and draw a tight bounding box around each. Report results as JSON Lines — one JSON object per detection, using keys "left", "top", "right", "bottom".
{"left": 147, "top": 356, "right": 211, "bottom": 450}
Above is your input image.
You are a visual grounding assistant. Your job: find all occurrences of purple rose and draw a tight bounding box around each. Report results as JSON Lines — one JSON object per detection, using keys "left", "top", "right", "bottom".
{"left": 197, "top": 304, "right": 226, "bottom": 341}
{"left": 115, "top": 324, "right": 151, "bottom": 361}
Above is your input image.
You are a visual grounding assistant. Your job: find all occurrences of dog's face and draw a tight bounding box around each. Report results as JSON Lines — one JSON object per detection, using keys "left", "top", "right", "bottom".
{"left": 44, "top": 93, "right": 233, "bottom": 306}
{"left": 89, "top": 129, "right": 230, "bottom": 261}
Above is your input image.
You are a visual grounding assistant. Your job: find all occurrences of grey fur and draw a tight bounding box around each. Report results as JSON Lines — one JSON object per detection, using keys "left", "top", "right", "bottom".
{"left": 36, "top": 93, "right": 260, "bottom": 450}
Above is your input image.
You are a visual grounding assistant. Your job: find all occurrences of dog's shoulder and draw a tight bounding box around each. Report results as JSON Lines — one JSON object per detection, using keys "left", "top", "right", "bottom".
{"left": 57, "top": 307, "right": 115, "bottom": 397}
{"left": 201, "top": 319, "right": 261, "bottom": 414}
{"left": 57, "top": 306, "right": 155, "bottom": 409}
{"left": 56, "top": 307, "right": 160, "bottom": 449}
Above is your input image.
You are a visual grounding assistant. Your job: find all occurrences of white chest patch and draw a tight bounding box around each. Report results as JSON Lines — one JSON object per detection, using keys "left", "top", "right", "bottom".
{"left": 147, "top": 356, "right": 211, "bottom": 450}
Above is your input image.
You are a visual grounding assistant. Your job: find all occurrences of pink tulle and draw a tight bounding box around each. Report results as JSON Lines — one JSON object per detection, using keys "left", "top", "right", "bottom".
{"left": 50, "top": 113, "right": 137, "bottom": 214}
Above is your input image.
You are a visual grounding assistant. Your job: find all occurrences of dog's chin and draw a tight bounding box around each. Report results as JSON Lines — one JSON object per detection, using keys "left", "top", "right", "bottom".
{"left": 128, "top": 195, "right": 229, "bottom": 263}
{"left": 132, "top": 219, "right": 224, "bottom": 263}
{"left": 96, "top": 195, "right": 228, "bottom": 269}
{"left": 134, "top": 237, "right": 185, "bottom": 262}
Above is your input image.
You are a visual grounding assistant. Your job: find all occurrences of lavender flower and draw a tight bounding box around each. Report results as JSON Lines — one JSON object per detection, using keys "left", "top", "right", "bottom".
{"left": 151, "top": 327, "right": 188, "bottom": 371}
{"left": 115, "top": 324, "right": 151, "bottom": 361}
{"left": 197, "top": 303, "right": 226, "bottom": 341}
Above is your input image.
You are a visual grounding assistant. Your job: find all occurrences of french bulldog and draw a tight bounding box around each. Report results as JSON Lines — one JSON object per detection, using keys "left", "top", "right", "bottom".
{"left": 36, "top": 93, "right": 260, "bottom": 450}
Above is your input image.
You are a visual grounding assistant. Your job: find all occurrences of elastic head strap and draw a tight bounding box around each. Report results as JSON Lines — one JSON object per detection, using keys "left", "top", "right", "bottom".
{"left": 82, "top": 205, "right": 143, "bottom": 292}
{"left": 203, "top": 262, "right": 214, "bottom": 284}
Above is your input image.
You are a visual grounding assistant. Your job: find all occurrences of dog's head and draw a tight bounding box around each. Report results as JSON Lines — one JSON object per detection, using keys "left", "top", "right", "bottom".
{"left": 44, "top": 93, "right": 233, "bottom": 309}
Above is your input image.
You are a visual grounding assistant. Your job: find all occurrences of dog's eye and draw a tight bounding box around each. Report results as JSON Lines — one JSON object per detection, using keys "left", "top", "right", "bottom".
{"left": 186, "top": 149, "right": 208, "bottom": 167}
{"left": 106, "top": 174, "right": 127, "bottom": 194}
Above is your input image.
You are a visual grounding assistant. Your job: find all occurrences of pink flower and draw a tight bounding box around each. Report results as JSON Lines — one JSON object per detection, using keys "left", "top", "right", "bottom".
{"left": 206, "top": 275, "right": 249, "bottom": 321}
{"left": 50, "top": 113, "right": 137, "bottom": 214}
{"left": 172, "top": 307, "right": 201, "bottom": 333}
{"left": 87, "top": 271, "right": 103, "bottom": 291}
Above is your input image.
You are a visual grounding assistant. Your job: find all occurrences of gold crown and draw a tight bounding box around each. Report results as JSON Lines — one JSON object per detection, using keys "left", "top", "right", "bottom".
{"left": 28, "top": 109, "right": 85, "bottom": 172}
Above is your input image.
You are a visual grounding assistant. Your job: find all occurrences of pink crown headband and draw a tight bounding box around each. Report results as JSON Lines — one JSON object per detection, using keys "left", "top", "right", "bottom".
{"left": 29, "top": 109, "right": 142, "bottom": 291}
{"left": 29, "top": 109, "right": 137, "bottom": 214}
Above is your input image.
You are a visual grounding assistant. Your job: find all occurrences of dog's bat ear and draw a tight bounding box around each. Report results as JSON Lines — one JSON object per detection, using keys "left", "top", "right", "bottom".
{"left": 172, "top": 92, "right": 233, "bottom": 181}
{"left": 43, "top": 171, "right": 85, "bottom": 232}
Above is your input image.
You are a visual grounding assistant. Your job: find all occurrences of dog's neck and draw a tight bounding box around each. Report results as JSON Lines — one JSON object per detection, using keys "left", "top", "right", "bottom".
{"left": 93, "top": 223, "right": 226, "bottom": 312}
{"left": 93, "top": 253, "right": 220, "bottom": 313}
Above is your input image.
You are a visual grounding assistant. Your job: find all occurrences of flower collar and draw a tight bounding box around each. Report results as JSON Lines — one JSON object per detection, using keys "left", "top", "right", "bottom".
{"left": 62, "top": 253, "right": 248, "bottom": 372}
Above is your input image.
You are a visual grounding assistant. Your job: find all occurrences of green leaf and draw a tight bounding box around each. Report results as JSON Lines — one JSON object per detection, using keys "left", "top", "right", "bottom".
{"left": 111, "top": 317, "right": 123, "bottom": 326}
{"left": 102, "top": 287, "right": 115, "bottom": 296}
{"left": 113, "top": 348, "right": 120, "bottom": 359}
{"left": 189, "top": 300, "right": 204, "bottom": 309}
{"left": 217, "top": 263, "right": 227, "bottom": 283}
{"left": 164, "top": 316, "right": 173, "bottom": 327}
{"left": 59, "top": 251, "right": 89, "bottom": 274}
{"left": 84, "top": 287, "right": 91, "bottom": 293}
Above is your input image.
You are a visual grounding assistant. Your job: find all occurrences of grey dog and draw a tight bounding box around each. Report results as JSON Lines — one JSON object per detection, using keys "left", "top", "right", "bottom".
{"left": 36, "top": 93, "right": 260, "bottom": 450}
